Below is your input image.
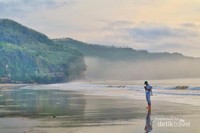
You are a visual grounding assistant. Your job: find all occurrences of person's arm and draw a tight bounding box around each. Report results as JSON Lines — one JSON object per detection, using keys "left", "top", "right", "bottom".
{"left": 150, "top": 87, "right": 153, "bottom": 96}
{"left": 144, "top": 86, "right": 147, "bottom": 91}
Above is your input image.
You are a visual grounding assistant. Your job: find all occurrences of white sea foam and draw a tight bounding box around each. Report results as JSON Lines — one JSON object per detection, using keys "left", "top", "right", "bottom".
{"left": 20, "top": 78, "right": 200, "bottom": 106}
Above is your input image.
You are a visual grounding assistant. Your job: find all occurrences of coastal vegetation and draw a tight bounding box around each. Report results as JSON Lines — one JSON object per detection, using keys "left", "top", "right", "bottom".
{"left": 0, "top": 19, "right": 86, "bottom": 83}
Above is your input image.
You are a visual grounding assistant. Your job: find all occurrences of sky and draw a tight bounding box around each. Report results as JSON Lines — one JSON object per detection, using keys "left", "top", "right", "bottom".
{"left": 0, "top": 0, "right": 200, "bottom": 57}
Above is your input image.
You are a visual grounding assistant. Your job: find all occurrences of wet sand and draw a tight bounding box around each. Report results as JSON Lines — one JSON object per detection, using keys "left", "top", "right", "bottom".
{"left": 0, "top": 84, "right": 199, "bottom": 133}
{"left": 34, "top": 96, "right": 200, "bottom": 133}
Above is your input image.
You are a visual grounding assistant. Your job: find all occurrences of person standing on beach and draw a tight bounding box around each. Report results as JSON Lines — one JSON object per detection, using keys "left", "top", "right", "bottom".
{"left": 144, "top": 81, "right": 153, "bottom": 109}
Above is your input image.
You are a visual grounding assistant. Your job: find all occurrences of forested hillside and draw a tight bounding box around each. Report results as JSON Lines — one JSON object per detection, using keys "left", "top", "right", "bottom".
{"left": 0, "top": 19, "right": 86, "bottom": 83}
{"left": 53, "top": 38, "right": 189, "bottom": 61}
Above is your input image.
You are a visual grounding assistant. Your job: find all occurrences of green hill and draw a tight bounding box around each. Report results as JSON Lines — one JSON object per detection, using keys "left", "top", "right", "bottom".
{"left": 0, "top": 19, "right": 86, "bottom": 83}
{"left": 53, "top": 38, "right": 190, "bottom": 61}
{"left": 0, "top": 19, "right": 52, "bottom": 46}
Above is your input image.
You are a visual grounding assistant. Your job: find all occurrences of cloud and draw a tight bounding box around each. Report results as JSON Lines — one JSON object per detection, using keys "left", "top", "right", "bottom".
{"left": 100, "top": 20, "right": 198, "bottom": 43}
{"left": 180, "top": 23, "right": 198, "bottom": 28}
{"left": 0, "top": 0, "right": 75, "bottom": 17}
{"left": 126, "top": 23, "right": 200, "bottom": 53}
{"left": 93, "top": 21, "right": 200, "bottom": 57}
{"left": 128, "top": 23, "right": 198, "bottom": 41}
{"left": 103, "top": 20, "right": 134, "bottom": 30}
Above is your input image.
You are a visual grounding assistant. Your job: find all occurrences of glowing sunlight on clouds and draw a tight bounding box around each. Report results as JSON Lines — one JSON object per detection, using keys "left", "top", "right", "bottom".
{"left": 0, "top": 0, "right": 200, "bottom": 57}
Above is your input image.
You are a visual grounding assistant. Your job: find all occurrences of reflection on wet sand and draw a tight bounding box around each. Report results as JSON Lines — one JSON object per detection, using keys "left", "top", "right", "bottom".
{"left": 0, "top": 89, "right": 86, "bottom": 117}
{"left": 144, "top": 109, "right": 153, "bottom": 133}
{"left": 0, "top": 87, "right": 148, "bottom": 127}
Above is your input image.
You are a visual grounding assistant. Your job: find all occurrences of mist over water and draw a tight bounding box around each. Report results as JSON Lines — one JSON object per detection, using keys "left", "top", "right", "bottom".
{"left": 85, "top": 57, "right": 200, "bottom": 81}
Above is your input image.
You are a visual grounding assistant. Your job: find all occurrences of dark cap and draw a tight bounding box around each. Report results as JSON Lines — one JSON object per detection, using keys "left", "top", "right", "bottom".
{"left": 144, "top": 81, "right": 148, "bottom": 85}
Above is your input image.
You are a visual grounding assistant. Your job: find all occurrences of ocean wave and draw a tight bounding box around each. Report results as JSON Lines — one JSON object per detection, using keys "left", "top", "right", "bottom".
{"left": 156, "top": 86, "right": 200, "bottom": 91}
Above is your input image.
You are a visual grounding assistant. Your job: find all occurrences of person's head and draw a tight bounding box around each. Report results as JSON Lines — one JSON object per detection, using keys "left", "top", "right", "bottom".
{"left": 144, "top": 81, "right": 148, "bottom": 85}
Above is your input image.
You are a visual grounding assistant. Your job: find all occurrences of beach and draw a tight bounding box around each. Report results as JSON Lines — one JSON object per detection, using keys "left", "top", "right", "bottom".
{"left": 0, "top": 81, "right": 200, "bottom": 133}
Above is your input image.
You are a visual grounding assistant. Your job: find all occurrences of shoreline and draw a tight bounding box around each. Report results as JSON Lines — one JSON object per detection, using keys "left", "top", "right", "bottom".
{"left": 0, "top": 83, "right": 199, "bottom": 133}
